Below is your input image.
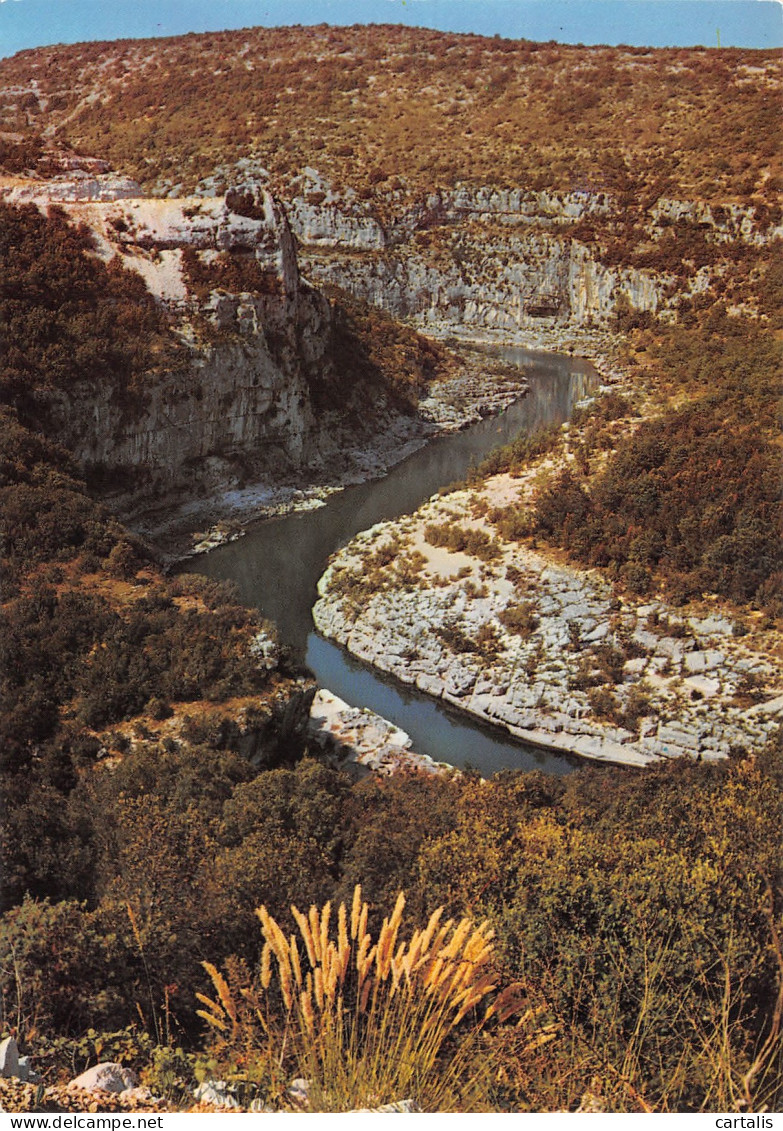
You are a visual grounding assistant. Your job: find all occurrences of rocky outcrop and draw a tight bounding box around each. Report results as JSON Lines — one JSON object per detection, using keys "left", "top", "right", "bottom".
{"left": 2, "top": 171, "right": 142, "bottom": 202}
{"left": 286, "top": 181, "right": 655, "bottom": 335}
{"left": 283, "top": 175, "right": 779, "bottom": 338}
{"left": 300, "top": 233, "right": 662, "bottom": 337}
{"left": 308, "top": 688, "right": 452, "bottom": 777}
{"left": 29, "top": 183, "right": 326, "bottom": 497}
{"left": 290, "top": 182, "right": 664, "bottom": 335}
{"left": 68, "top": 1064, "right": 139, "bottom": 1095}
{"left": 0, "top": 1038, "right": 38, "bottom": 1085}
{"left": 3, "top": 179, "right": 442, "bottom": 539}
{"left": 238, "top": 679, "right": 318, "bottom": 769}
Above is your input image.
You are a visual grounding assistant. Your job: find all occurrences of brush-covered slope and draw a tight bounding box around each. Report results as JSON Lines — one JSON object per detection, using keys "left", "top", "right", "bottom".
{"left": 3, "top": 26, "right": 779, "bottom": 343}
{"left": 1, "top": 25, "right": 780, "bottom": 206}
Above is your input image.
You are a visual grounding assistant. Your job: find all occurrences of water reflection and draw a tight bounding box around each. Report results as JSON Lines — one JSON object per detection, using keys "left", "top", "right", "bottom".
{"left": 190, "top": 347, "right": 596, "bottom": 776}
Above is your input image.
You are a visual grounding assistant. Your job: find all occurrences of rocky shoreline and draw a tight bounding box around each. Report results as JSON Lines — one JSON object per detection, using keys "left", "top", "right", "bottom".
{"left": 308, "top": 689, "right": 453, "bottom": 778}
{"left": 312, "top": 484, "right": 782, "bottom": 771}
{"left": 129, "top": 341, "right": 532, "bottom": 561}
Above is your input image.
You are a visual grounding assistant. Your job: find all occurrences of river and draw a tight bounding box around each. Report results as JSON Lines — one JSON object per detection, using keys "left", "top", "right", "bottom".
{"left": 189, "top": 345, "right": 597, "bottom": 777}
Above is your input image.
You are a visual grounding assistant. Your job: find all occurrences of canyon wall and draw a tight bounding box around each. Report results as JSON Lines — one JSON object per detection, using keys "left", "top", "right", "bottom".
{"left": 3, "top": 177, "right": 418, "bottom": 512}
{"left": 5, "top": 167, "right": 774, "bottom": 522}
{"left": 286, "top": 174, "right": 780, "bottom": 337}
{"left": 289, "top": 180, "right": 660, "bottom": 333}
{"left": 287, "top": 176, "right": 778, "bottom": 336}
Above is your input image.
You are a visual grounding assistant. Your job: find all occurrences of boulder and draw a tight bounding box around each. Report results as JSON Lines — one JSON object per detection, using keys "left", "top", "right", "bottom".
{"left": 0, "top": 1039, "right": 19, "bottom": 1080}
{"left": 415, "top": 672, "right": 444, "bottom": 696}
{"left": 0, "top": 1040, "right": 40, "bottom": 1085}
{"left": 68, "top": 1063, "right": 139, "bottom": 1094}
{"left": 683, "top": 676, "right": 720, "bottom": 697}
{"left": 193, "top": 1080, "right": 240, "bottom": 1109}
{"left": 583, "top": 622, "right": 610, "bottom": 643}
{"left": 287, "top": 1078, "right": 311, "bottom": 1108}
{"left": 445, "top": 663, "right": 477, "bottom": 697}
{"left": 688, "top": 614, "right": 734, "bottom": 637}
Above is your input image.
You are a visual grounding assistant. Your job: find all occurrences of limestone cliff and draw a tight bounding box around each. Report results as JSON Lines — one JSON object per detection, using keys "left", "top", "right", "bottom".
{"left": 285, "top": 173, "right": 779, "bottom": 337}
{"left": 3, "top": 161, "right": 774, "bottom": 544}
{"left": 1, "top": 176, "right": 433, "bottom": 536}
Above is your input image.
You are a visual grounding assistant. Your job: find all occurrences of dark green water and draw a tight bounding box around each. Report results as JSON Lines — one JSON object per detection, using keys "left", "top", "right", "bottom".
{"left": 190, "top": 346, "right": 597, "bottom": 776}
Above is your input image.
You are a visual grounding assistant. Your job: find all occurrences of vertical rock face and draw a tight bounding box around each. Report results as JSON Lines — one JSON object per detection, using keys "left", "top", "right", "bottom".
{"left": 287, "top": 182, "right": 778, "bottom": 335}
{"left": 47, "top": 331, "right": 320, "bottom": 493}
{"left": 290, "top": 194, "right": 662, "bottom": 333}
{"left": 298, "top": 231, "right": 662, "bottom": 334}
{"left": 23, "top": 182, "right": 358, "bottom": 499}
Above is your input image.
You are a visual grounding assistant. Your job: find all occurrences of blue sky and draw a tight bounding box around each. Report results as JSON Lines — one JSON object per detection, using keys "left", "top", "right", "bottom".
{"left": 0, "top": 0, "right": 781, "bottom": 58}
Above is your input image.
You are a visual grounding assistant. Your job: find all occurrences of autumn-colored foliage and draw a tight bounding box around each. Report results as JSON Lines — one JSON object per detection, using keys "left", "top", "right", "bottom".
{"left": 1, "top": 27, "right": 779, "bottom": 205}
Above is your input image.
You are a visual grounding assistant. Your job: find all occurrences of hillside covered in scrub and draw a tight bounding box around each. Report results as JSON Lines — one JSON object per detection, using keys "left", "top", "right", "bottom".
{"left": 2, "top": 25, "right": 780, "bottom": 206}
{"left": 0, "top": 20, "right": 782, "bottom": 1114}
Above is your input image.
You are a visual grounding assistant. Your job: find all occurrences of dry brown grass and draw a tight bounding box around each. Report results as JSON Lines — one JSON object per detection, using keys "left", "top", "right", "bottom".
{"left": 197, "top": 886, "right": 540, "bottom": 1110}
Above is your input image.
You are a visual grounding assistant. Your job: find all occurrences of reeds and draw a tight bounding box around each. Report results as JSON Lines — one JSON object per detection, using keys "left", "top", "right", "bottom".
{"left": 197, "top": 887, "right": 524, "bottom": 1110}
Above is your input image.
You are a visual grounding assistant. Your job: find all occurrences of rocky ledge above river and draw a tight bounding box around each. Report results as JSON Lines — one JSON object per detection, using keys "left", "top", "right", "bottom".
{"left": 308, "top": 689, "right": 453, "bottom": 778}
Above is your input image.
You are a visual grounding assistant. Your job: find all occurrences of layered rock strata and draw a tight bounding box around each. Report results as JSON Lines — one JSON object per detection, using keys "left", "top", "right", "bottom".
{"left": 285, "top": 173, "right": 780, "bottom": 338}
{"left": 2, "top": 172, "right": 536, "bottom": 549}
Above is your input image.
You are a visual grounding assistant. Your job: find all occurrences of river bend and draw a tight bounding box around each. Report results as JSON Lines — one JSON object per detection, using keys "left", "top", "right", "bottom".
{"left": 190, "top": 346, "right": 597, "bottom": 776}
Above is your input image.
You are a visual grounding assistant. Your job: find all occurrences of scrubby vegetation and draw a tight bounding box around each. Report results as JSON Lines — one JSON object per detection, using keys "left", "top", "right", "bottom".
{"left": 424, "top": 520, "right": 501, "bottom": 561}
{"left": 531, "top": 307, "right": 783, "bottom": 609}
{"left": 1, "top": 752, "right": 780, "bottom": 1111}
{"left": 2, "top": 27, "right": 780, "bottom": 207}
{"left": 322, "top": 284, "right": 452, "bottom": 410}
{"left": 0, "top": 202, "right": 183, "bottom": 425}
{"left": 181, "top": 247, "right": 283, "bottom": 300}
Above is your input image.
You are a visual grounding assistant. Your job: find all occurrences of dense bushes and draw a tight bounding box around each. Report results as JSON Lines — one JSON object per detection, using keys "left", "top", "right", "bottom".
{"left": 2, "top": 747, "right": 779, "bottom": 1111}
{"left": 417, "top": 749, "right": 783, "bottom": 1111}
{"left": 0, "top": 134, "right": 44, "bottom": 174}
{"left": 532, "top": 312, "right": 782, "bottom": 608}
{"left": 0, "top": 202, "right": 182, "bottom": 423}
{"left": 0, "top": 573, "right": 274, "bottom": 911}
{"left": 424, "top": 520, "right": 501, "bottom": 561}
{"left": 0, "top": 404, "right": 282, "bottom": 921}
{"left": 322, "top": 285, "right": 448, "bottom": 410}
{"left": 181, "top": 247, "right": 282, "bottom": 301}
{"left": 534, "top": 405, "right": 781, "bottom": 605}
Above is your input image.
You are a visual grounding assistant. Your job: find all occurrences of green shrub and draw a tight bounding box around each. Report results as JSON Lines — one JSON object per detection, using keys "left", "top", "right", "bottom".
{"left": 499, "top": 601, "right": 539, "bottom": 638}
{"left": 424, "top": 521, "right": 501, "bottom": 561}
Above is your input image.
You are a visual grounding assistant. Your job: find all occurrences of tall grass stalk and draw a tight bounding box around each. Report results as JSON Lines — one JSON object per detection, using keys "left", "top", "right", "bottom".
{"left": 197, "top": 887, "right": 528, "bottom": 1111}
